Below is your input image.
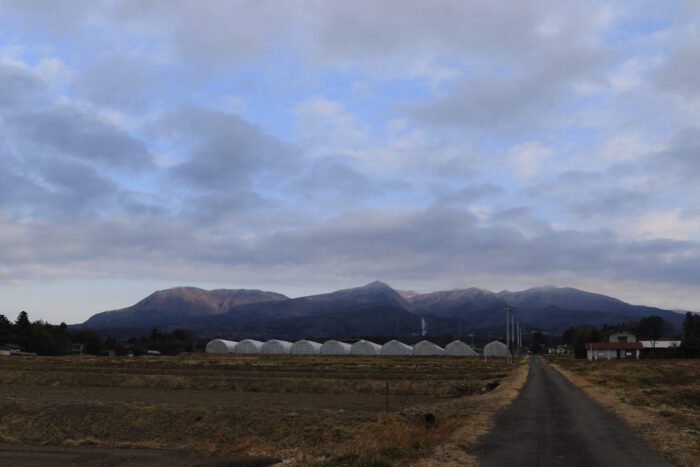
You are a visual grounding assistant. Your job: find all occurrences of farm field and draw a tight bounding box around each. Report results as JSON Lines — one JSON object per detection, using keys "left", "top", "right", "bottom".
{"left": 545, "top": 356, "right": 700, "bottom": 467}
{"left": 0, "top": 354, "right": 525, "bottom": 466}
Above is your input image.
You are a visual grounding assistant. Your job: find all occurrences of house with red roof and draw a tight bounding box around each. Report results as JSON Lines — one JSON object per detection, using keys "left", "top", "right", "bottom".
{"left": 586, "top": 332, "right": 642, "bottom": 361}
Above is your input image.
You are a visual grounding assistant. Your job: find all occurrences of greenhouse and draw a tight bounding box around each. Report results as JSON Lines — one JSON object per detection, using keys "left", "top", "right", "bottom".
{"left": 261, "top": 339, "right": 293, "bottom": 354}
{"left": 204, "top": 339, "right": 237, "bottom": 354}
{"left": 444, "top": 340, "right": 478, "bottom": 356}
{"left": 381, "top": 339, "right": 413, "bottom": 356}
{"left": 233, "top": 339, "right": 264, "bottom": 354}
{"left": 320, "top": 340, "right": 352, "bottom": 355}
{"left": 483, "top": 340, "right": 508, "bottom": 357}
{"left": 290, "top": 340, "right": 322, "bottom": 355}
{"left": 412, "top": 340, "right": 444, "bottom": 356}
{"left": 350, "top": 340, "right": 382, "bottom": 356}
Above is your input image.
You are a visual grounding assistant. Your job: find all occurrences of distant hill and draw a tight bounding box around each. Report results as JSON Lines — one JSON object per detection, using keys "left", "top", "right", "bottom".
{"left": 76, "top": 281, "right": 686, "bottom": 339}
{"left": 82, "top": 287, "right": 287, "bottom": 329}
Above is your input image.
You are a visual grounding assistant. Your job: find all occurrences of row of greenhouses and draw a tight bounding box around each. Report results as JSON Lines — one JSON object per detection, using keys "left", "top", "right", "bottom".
{"left": 205, "top": 338, "right": 508, "bottom": 356}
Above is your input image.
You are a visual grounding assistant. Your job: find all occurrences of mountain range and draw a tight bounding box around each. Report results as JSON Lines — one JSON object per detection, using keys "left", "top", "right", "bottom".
{"left": 77, "top": 281, "right": 686, "bottom": 340}
{"left": 76, "top": 281, "right": 683, "bottom": 339}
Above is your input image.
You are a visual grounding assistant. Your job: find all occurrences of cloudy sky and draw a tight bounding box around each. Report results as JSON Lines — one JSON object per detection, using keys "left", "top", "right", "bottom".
{"left": 1, "top": 1, "right": 700, "bottom": 323}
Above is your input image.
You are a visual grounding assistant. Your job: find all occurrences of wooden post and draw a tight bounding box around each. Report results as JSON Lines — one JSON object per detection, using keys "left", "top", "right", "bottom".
{"left": 385, "top": 381, "right": 389, "bottom": 412}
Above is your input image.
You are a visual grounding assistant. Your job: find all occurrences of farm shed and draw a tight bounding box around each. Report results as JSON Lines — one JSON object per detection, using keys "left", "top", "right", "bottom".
{"left": 205, "top": 339, "right": 237, "bottom": 354}
{"left": 350, "top": 340, "right": 382, "bottom": 356}
{"left": 381, "top": 340, "right": 413, "bottom": 356}
{"left": 483, "top": 340, "right": 508, "bottom": 357}
{"left": 261, "top": 339, "right": 293, "bottom": 354}
{"left": 444, "top": 340, "right": 478, "bottom": 356}
{"left": 413, "top": 340, "right": 444, "bottom": 356}
{"left": 234, "top": 339, "right": 264, "bottom": 354}
{"left": 320, "top": 340, "right": 352, "bottom": 355}
{"left": 291, "top": 340, "right": 322, "bottom": 355}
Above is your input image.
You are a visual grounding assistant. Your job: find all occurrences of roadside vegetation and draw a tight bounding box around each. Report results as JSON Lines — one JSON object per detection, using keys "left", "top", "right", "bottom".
{"left": 0, "top": 353, "right": 526, "bottom": 465}
{"left": 546, "top": 355, "right": 700, "bottom": 466}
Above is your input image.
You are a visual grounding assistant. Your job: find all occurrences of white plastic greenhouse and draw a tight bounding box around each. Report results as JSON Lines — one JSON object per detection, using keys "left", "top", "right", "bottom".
{"left": 205, "top": 339, "right": 237, "bottom": 354}
{"left": 350, "top": 340, "right": 382, "bottom": 356}
{"left": 483, "top": 340, "right": 508, "bottom": 357}
{"left": 444, "top": 340, "right": 478, "bottom": 356}
{"left": 320, "top": 340, "right": 352, "bottom": 355}
{"left": 233, "top": 339, "right": 264, "bottom": 354}
{"left": 261, "top": 339, "right": 293, "bottom": 354}
{"left": 412, "top": 340, "right": 445, "bottom": 356}
{"left": 381, "top": 339, "right": 413, "bottom": 356}
{"left": 290, "top": 340, "right": 322, "bottom": 355}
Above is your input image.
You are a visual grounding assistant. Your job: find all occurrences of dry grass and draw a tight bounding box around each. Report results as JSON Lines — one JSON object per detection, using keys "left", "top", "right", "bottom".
{"left": 0, "top": 354, "right": 525, "bottom": 466}
{"left": 545, "top": 355, "right": 700, "bottom": 467}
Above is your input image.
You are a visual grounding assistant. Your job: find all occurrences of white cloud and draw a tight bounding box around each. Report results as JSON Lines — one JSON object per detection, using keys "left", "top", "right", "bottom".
{"left": 292, "top": 97, "right": 369, "bottom": 156}
{"left": 622, "top": 209, "right": 700, "bottom": 242}
{"left": 507, "top": 142, "right": 554, "bottom": 180}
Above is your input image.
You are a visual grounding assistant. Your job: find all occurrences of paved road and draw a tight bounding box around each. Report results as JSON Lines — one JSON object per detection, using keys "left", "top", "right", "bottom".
{"left": 476, "top": 357, "right": 674, "bottom": 467}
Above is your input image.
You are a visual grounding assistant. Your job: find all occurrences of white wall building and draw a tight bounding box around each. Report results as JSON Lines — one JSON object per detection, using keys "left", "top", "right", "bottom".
{"left": 587, "top": 331, "right": 642, "bottom": 360}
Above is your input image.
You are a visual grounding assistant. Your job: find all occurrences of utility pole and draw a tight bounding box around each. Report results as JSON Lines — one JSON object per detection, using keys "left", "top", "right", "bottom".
{"left": 505, "top": 306, "right": 511, "bottom": 365}
{"left": 511, "top": 313, "right": 515, "bottom": 356}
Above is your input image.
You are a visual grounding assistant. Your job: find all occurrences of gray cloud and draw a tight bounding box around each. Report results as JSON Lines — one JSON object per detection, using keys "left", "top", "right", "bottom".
{"left": 0, "top": 64, "right": 45, "bottom": 106}
{"left": 11, "top": 105, "right": 152, "bottom": 170}
{"left": 195, "top": 207, "right": 700, "bottom": 287}
{"left": 161, "top": 107, "right": 299, "bottom": 190}
{"left": 71, "top": 54, "right": 163, "bottom": 111}
{"left": 657, "top": 127, "right": 700, "bottom": 177}
{"left": 651, "top": 38, "right": 700, "bottom": 99}
{"left": 431, "top": 183, "right": 502, "bottom": 206}
{"left": 569, "top": 189, "right": 652, "bottom": 220}
{"left": 407, "top": 46, "right": 614, "bottom": 133}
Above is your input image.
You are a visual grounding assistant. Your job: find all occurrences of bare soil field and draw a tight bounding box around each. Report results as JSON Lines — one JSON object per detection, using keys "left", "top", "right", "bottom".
{"left": 545, "top": 355, "right": 700, "bottom": 467}
{"left": 0, "top": 354, "right": 524, "bottom": 466}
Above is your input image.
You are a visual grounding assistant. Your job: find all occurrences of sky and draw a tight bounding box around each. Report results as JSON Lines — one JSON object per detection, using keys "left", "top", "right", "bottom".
{"left": 1, "top": 0, "right": 700, "bottom": 324}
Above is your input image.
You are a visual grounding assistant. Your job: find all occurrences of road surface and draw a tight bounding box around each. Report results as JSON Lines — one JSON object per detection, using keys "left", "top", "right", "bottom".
{"left": 476, "top": 356, "right": 674, "bottom": 466}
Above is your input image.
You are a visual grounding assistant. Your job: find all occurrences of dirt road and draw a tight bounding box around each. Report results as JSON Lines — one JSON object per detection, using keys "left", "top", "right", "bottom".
{"left": 475, "top": 356, "right": 674, "bottom": 467}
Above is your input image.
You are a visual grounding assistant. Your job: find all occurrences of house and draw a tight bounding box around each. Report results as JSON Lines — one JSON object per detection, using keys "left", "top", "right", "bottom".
{"left": 586, "top": 332, "right": 642, "bottom": 361}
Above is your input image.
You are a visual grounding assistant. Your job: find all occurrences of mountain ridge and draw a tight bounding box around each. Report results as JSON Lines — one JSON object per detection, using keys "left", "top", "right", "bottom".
{"left": 77, "top": 281, "right": 686, "bottom": 339}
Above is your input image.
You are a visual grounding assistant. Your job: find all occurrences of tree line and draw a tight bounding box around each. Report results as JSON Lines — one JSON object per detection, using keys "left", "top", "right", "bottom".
{"left": 0, "top": 311, "right": 205, "bottom": 356}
